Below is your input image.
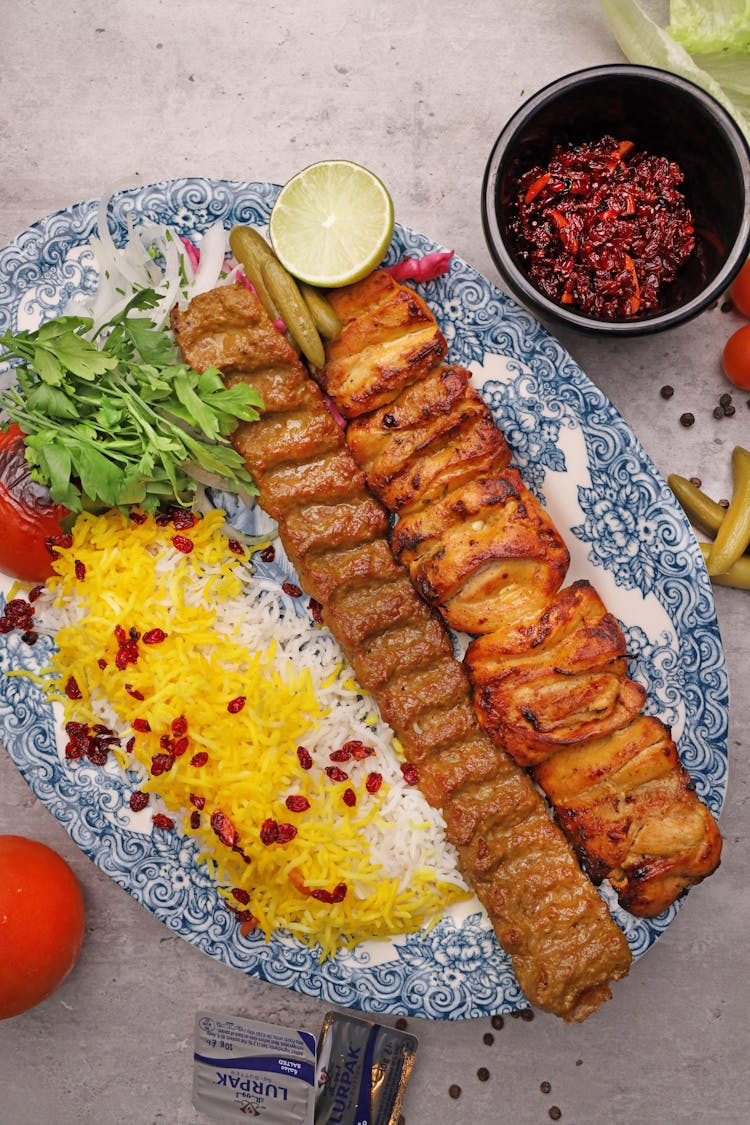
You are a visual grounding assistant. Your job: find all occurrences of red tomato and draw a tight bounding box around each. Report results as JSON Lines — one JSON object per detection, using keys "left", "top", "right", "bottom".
{"left": 730, "top": 257, "right": 750, "bottom": 319}
{"left": 722, "top": 324, "right": 750, "bottom": 391}
{"left": 0, "top": 424, "right": 69, "bottom": 582}
{"left": 0, "top": 835, "right": 85, "bottom": 1019}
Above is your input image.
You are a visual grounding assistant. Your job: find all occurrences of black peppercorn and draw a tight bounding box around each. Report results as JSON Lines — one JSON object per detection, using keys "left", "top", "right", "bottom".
{"left": 724, "top": 404, "right": 736, "bottom": 416}
{"left": 395, "top": 1017, "right": 408, "bottom": 1030}
{"left": 680, "top": 412, "right": 695, "bottom": 427}
{"left": 491, "top": 1015, "right": 504, "bottom": 1030}
{"left": 448, "top": 1084, "right": 462, "bottom": 1100}
{"left": 477, "top": 1067, "right": 490, "bottom": 1082}
{"left": 549, "top": 1108, "right": 562, "bottom": 1121}
{"left": 720, "top": 392, "right": 732, "bottom": 406}
{"left": 689, "top": 476, "right": 702, "bottom": 487}
{"left": 541, "top": 1081, "right": 552, "bottom": 1094}
{"left": 660, "top": 385, "right": 674, "bottom": 399}
{"left": 520, "top": 1008, "right": 535, "bottom": 1022}
{"left": 713, "top": 405, "right": 724, "bottom": 418}
{"left": 483, "top": 1032, "right": 494, "bottom": 1045}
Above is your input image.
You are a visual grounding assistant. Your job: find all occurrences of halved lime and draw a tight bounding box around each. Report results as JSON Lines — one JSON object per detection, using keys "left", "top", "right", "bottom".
{"left": 269, "top": 160, "right": 394, "bottom": 288}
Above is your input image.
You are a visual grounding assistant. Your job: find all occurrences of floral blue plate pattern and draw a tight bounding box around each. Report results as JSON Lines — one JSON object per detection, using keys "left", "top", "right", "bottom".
{"left": 0, "top": 178, "right": 728, "bottom": 1019}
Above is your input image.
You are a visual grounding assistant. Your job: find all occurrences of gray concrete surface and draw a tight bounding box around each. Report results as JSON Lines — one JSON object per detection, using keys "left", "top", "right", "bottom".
{"left": 1, "top": 1, "right": 749, "bottom": 1122}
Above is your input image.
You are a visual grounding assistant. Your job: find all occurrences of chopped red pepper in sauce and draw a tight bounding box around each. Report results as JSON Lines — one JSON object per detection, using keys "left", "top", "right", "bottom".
{"left": 510, "top": 135, "right": 695, "bottom": 319}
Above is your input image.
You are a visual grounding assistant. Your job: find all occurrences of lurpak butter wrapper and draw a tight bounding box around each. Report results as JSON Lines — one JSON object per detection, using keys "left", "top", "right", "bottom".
{"left": 193, "top": 1012, "right": 316, "bottom": 1122}
{"left": 314, "top": 1011, "right": 418, "bottom": 1125}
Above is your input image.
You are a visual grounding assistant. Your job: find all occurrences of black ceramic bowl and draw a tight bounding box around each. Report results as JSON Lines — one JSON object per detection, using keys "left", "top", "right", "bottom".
{"left": 482, "top": 65, "right": 750, "bottom": 335}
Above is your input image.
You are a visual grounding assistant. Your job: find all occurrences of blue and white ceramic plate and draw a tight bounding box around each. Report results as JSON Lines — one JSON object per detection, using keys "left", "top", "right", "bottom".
{"left": 0, "top": 178, "right": 728, "bottom": 1020}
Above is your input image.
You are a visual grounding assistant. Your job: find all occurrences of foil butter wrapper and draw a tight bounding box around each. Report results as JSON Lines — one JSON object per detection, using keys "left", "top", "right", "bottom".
{"left": 314, "top": 1011, "right": 418, "bottom": 1125}
{"left": 193, "top": 1012, "right": 316, "bottom": 1122}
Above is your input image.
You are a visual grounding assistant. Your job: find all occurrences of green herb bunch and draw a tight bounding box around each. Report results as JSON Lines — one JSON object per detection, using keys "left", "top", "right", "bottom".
{"left": 0, "top": 290, "right": 262, "bottom": 513}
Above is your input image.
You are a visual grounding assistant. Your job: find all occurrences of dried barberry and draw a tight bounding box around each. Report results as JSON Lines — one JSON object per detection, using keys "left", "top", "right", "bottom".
{"left": 142, "top": 628, "right": 167, "bottom": 645}
{"left": 311, "top": 882, "right": 347, "bottom": 904}
{"left": 231, "top": 887, "right": 251, "bottom": 905}
{"left": 325, "top": 765, "right": 349, "bottom": 783}
{"left": 150, "top": 752, "right": 175, "bottom": 776}
{"left": 152, "top": 813, "right": 175, "bottom": 831}
{"left": 85, "top": 739, "right": 111, "bottom": 767}
{"left": 227, "top": 695, "right": 246, "bottom": 713}
{"left": 308, "top": 598, "right": 323, "bottom": 624}
{"left": 115, "top": 638, "right": 139, "bottom": 670}
{"left": 211, "top": 809, "right": 239, "bottom": 848}
{"left": 285, "top": 795, "right": 311, "bottom": 813}
{"left": 401, "top": 762, "right": 419, "bottom": 786}
{"left": 172, "top": 715, "right": 188, "bottom": 737}
{"left": 132, "top": 718, "right": 151, "bottom": 733}
{"left": 129, "top": 790, "right": 149, "bottom": 812}
{"left": 228, "top": 538, "right": 244, "bottom": 555}
{"left": 282, "top": 582, "right": 302, "bottom": 598}
{"left": 297, "top": 746, "right": 313, "bottom": 770}
{"left": 342, "top": 788, "right": 357, "bottom": 808}
{"left": 45, "top": 532, "right": 73, "bottom": 558}
{"left": 172, "top": 534, "right": 194, "bottom": 554}
{"left": 260, "top": 818, "right": 279, "bottom": 845}
{"left": 366, "top": 771, "right": 383, "bottom": 794}
{"left": 344, "top": 740, "right": 374, "bottom": 760}
{"left": 171, "top": 508, "right": 196, "bottom": 530}
{"left": 172, "top": 736, "right": 189, "bottom": 757}
{"left": 65, "top": 676, "right": 83, "bottom": 700}
{"left": 190, "top": 751, "right": 209, "bottom": 768}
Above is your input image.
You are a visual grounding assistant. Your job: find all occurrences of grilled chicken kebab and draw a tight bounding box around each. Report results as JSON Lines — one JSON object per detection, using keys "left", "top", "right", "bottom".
{"left": 172, "top": 284, "right": 632, "bottom": 1022}
{"left": 316, "top": 269, "right": 722, "bottom": 918}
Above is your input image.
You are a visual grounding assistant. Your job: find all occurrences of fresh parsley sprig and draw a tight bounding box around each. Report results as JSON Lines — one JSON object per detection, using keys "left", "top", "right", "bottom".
{"left": 0, "top": 290, "right": 263, "bottom": 514}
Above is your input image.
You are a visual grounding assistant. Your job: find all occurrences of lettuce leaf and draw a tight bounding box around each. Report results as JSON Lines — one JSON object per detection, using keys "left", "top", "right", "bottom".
{"left": 668, "top": 0, "right": 750, "bottom": 54}
{"left": 599, "top": 0, "right": 750, "bottom": 144}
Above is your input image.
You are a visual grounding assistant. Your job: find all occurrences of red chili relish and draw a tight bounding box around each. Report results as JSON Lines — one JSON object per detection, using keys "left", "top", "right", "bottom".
{"left": 510, "top": 135, "right": 695, "bottom": 319}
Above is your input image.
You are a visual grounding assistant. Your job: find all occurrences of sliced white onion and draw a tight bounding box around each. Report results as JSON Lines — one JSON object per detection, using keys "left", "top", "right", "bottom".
{"left": 187, "top": 221, "right": 229, "bottom": 298}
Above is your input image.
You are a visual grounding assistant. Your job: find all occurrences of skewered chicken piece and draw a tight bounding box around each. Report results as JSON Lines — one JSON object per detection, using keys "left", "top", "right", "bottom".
{"left": 466, "top": 581, "right": 647, "bottom": 767}
{"left": 532, "top": 713, "right": 723, "bottom": 916}
{"left": 346, "top": 363, "right": 513, "bottom": 515}
{"left": 316, "top": 270, "right": 448, "bottom": 417}
{"left": 172, "top": 283, "right": 632, "bottom": 1022}
{"left": 391, "top": 469, "right": 570, "bottom": 635}
{"left": 317, "top": 269, "right": 722, "bottom": 918}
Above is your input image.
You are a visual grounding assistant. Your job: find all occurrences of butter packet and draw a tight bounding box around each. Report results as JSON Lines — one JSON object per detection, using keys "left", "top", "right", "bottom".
{"left": 193, "top": 1012, "right": 316, "bottom": 1122}
{"left": 314, "top": 1011, "right": 418, "bottom": 1125}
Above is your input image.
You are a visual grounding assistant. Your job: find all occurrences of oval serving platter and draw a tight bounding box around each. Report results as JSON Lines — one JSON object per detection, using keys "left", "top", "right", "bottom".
{"left": 0, "top": 178, "right": 729, "bottom": 1019}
